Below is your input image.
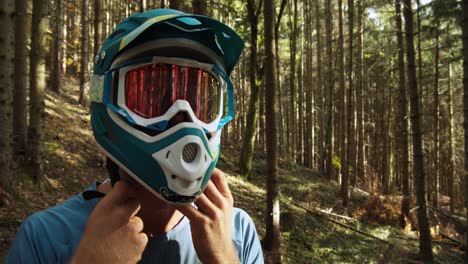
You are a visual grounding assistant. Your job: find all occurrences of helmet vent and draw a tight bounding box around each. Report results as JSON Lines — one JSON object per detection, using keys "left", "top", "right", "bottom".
{"left": 182, "top": 143, "right": 199, "bottom": 163}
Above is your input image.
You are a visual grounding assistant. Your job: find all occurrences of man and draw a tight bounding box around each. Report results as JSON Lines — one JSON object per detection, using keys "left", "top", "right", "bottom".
{"left": 6, "top": 9, "right": 264, "bottom": 264}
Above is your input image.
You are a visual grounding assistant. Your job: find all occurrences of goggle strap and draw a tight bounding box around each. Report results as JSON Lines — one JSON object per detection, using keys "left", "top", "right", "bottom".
{"left": 212, "top": 65, "right": 235, "bottom": 130}
{"left": 218, "top": 116, "right": 232, "bottom": 129}
{"left": 102, "top": 73, "right": 113, "bottom": 105}
{"left": 90, "top": 75, "right": 105, "bottom": 103}
{"left": 107, "top": 104, "right": 139, "bottom": 126}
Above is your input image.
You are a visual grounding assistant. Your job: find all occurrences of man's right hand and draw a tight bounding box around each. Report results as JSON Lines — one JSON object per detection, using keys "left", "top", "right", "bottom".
{"left": 70, "top": 181, "right": 148, "bottom": 264}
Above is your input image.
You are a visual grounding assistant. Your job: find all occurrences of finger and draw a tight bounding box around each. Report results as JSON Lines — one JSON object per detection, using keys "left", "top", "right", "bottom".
{"left": 203, "top": 181, "right": 225, "bottom": 209}
{"left": 175, "top": 204, "right": 206, "bottom": 223}
{"left": 128, "top": 216, "right": 144, "bottom": 233}
{"left": 135, "top": 232, "right": 148, "bottom": 251}
{"left": 98, "top": 181, "right": 136, "bottom": 209}
{"left": 210, "top": 168, "right": 233, "bottom": 201}
{"left": 113, "top": 198, "right": 141, "bottom": 222}
{"left": 194, "top": 193, "right": 218, "bottom": 217}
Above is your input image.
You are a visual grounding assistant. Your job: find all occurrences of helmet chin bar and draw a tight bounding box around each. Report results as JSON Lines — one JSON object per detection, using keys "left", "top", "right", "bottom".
{"left": 153, "top": 135, "right": 213, "bottom": 196}
{"left": 103, "top": 106, "right": 222, "bottom": 204}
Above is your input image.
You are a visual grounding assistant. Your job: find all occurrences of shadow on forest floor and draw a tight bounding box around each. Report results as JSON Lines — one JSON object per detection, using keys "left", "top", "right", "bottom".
{"left": 0, "top": 76, "right": 108, "bottom": 259}
{"left": 0, "top": 75, "right": 465, "bottom": 263}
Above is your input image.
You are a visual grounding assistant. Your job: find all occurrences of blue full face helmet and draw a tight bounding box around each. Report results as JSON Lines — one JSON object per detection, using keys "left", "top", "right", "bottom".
{"left": 89, "top": 9, "right": 243, "bottom": 204}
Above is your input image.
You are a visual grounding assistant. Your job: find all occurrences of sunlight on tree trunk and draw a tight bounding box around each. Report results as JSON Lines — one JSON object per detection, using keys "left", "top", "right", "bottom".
{"left": 78, "top": 0, "right": 90, "bottom": 106}
{"left": 29, "top": 0, "right": 50, "bottom": 181}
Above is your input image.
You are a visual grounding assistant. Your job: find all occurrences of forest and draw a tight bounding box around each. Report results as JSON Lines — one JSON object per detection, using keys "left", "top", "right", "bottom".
{"left": 0, "top": 0, "right": 467, "bottom": 263}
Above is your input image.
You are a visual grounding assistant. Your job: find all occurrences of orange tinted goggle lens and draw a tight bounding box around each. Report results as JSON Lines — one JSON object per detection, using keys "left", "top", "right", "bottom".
{"left": 124, "top": 63, "right": 220, "bottom": 123}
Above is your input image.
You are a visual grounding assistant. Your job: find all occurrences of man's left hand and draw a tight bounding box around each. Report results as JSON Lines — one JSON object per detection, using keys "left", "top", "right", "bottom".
{"left": 175, "top": 168, "right": 239, "bottom": 264}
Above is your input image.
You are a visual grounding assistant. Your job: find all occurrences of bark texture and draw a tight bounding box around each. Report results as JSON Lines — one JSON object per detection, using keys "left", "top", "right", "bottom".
{"left": 403, "top": 0, "right": 433, "bottom": 260}
{"left": 30, "top": 0, "right": 50, "bottom": 180}
{"left": 13, "top": 0, "right": 28, "bottom": 155}
{"left": 263, "top": 0, "right": 281, "bottom": 262}
{"left": 239, "top": 0, "right": 261, "bottom": 179}
{"left": 0, "top": 0, "right": 15, "bottom": 192}
{"left": 395, "top": 0, "right": 410, "bottom": 228}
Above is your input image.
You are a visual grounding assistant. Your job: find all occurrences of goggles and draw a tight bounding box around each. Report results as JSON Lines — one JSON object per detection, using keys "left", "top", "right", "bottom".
{"left": 90, "top": 56, "right": 234, "bottom": 132}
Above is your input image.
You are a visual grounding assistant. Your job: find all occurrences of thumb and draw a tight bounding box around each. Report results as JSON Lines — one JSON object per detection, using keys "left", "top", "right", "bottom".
{"left": 97, "top": 181, "right": 136, "bottom": 211}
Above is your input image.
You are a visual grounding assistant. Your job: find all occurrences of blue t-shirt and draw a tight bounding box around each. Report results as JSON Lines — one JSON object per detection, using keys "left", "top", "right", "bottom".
{"left": 6, "top": 182, "right": 264, "bottom": 264}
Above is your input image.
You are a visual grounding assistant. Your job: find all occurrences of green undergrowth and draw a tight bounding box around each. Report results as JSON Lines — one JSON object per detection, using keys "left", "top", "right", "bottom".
{"left": 218, "top": 145, "right": 465, "bottom": 263}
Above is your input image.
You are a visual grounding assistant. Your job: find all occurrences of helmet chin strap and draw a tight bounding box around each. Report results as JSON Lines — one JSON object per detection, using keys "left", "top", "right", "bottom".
{"left": 106, "top": 157, "right": 120, "bottom": 186}
{"left": 82, "top": 157, "right": 119, "bottom": 200}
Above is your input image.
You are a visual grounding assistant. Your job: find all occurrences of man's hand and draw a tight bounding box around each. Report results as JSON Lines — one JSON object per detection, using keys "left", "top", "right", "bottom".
{"left": 70, "top": 181, "right": 148, "bottom": 264}
{"left": 176, "top": 168, "right": 239, "bottom": 264}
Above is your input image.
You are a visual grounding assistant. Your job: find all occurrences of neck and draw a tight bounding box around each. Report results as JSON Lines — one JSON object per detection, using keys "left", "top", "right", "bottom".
{"left": 97, "top": 180, "right": 184, "bottom": 237}
{"left": 137, "top": 199, "right": 184, "bottom": 237}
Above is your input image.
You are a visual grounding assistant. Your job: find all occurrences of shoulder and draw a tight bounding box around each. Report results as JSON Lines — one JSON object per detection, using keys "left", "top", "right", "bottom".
{"left": 231, "top": 207, "right": 264, "bottom": 264}
{"left": 5, "top": 184, "right": 99, "bottom": 264}
{"left": 232, "top": 207, "right": 256, "bottom": 233}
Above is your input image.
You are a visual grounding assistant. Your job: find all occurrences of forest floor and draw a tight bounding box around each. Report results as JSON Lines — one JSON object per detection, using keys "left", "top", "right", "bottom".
{"left": 0, "top": 75, "right": 465, "bottom": 263}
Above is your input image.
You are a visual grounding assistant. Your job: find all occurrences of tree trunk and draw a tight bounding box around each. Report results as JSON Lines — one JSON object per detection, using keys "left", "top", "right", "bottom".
{"left": 239, "top": 0, "right": 261, "bottom": 180}
{"left": 61, "top": 0, "right": 67, "bottom": 74}
{"left": 415, "top": 0, "right": 427, "bottom": 203}
{"left": 304, "top": 0, "right": 313, "bottom": 168}
{"left": 263, "top": 0, "right": 281, "bottom": 262}
{"left": 315, "top": 0, "right": 324, "bottom": 174}
{"left": 259, "top": 78, "right": 266, "bottom": 152}
{"left": 342, "top": 0, "right": 354, "bottom": 206}
{"left": 51, "top": 0, "right": 63, "bottom": 94}
{"left": 461, "top": 0, "right": 468, "bottom": 261}
{"left": 355, "top": 0, "right": 364, "bottom": 186}
{"left": 78, "top": 0, "right": 90, "bottom": 106}
{"left": 275, "top": 0, "right": 287, "bottom": 160}
{"left": 169, "top": 0, "right": 180, "bottom": 10}
{"left": 13, "top": 0, "right": 28, "bottom": 156}
{"left": 94, "top": 0, "right": 103, "bottom": 58}
{"left": 297, "top": 3, "right": 304, "bottom": 165}
{"left": 0, "top": 0, "right": 15, "bottom": 195}
{"left": 432, "top": 21, "right": 440, "bottom": 208}
{"left": 403, "top": 0, "right": 433, "bottom": 260}
{"left": 416, "top": 0, "right": 423, "bottom": 104}
{"left": 29, "top": 0, "right": 50, "bottom": 180}
{"left": 447, "top": 63, "right": 454, "bottom": 215}
{"left": 140, "top": 0, "right": 147, "bottom": 12}
{"left": 324, "top": 0, "right": 334, "bottom": 180}
{"left": 338, "top": 0, "right": 346, "bottom": 189}
{"left": 395, "top": 0, "right": 410, "bottom": 228}
{"left": 192, "top": 0, "right": 206, "bottom": 15}
{"left": 288, "top": 0, "right": 298, "bottom": 164}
